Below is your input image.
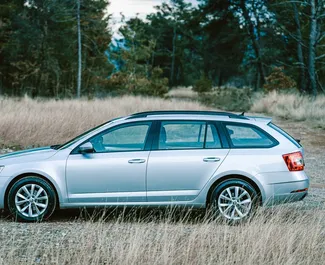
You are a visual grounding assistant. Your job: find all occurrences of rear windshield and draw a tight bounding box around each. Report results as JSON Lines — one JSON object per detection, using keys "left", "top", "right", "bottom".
{"left": 268, "top": 123, "right": 301, "bottom": 148}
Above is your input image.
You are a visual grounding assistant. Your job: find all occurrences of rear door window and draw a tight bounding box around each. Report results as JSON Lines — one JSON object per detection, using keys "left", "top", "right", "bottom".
{"left": 157, "top": 121, "right": 222, "bottom": 150}
{"left": 224, "top": 123, "right": 277, "bottom": 148}
{"left": 159, "top": 121, "right": 206, "bottom": 150}
{"left": 205, "top": 124, "right": 222, "bottom": 149}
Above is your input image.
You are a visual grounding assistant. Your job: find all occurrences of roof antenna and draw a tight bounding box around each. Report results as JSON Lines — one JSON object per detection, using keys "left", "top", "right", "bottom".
{"left": 240, "top": 112, "right": 245, "bottom": 116}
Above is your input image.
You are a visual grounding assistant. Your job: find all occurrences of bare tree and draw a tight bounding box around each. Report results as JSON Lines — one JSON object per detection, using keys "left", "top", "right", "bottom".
{"left": 273, "top": 0, "right": 325, "bottom": 96}
{"left": 77, "top": 0, "right": 82, "bottom": 98}
{"left": 170, "top": 24, "right": 177, "bottom": 86}
{"left": 156, "top": 0, "right": 191, "bottom": 87}
{"left": 308, "top": 0, "right": 318, "bottom": 97}
{"left": 238, "top": 0, "right": 267, "bottom": 87}
{"left": 292, "top": 2, "right": 307, "bottom": 93}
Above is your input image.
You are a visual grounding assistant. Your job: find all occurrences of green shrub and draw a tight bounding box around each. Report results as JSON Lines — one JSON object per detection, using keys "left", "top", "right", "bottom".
{"left": 106, "top": 67, "right": 168, "bottom": 97}
{"left": 145, "top": 67, "right": 169, "bottom": 97}
{"left": 193, "top": 76, "right": 213, "bottom": 93}
{"left": 263, "top": 67, "right": 297, "bottom": 92}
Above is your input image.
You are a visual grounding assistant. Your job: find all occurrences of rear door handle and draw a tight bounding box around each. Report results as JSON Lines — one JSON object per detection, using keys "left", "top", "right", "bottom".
{"left": 203, "top": 157, "right": 221, "bottom": 162}
{"left": 128, "top": 159, "right": 146, "bottom": 164}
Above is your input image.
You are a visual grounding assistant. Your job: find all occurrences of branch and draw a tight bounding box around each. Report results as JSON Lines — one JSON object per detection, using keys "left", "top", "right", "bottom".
{"left": 275, "top": 23, "right": 308, "bottom": 48}
{"left": 293, "top": 62, "right": 307, "bottom": 69}
{"left": 316, "top": 32, "right": 325, "bottom": 44}
{"left": 270, "top": 1, "right": 309, "bottom": 7}
{"left": 316, "top": 54, "right": 325, "bottom": 60}
{"left": 316, "top": 72, "right": 325, "bottom": 92}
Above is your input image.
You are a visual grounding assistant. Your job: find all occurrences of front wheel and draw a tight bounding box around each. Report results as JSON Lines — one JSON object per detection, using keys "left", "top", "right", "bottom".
{"left": 210, "top": 179, "right": 259, "bottom": 222}
{"left": 7, "top": 176, "right": 57, "bottom": 222}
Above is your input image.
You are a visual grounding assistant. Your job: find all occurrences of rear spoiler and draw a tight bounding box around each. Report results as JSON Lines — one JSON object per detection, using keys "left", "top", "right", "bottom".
{"left": 245, "top": 116, "right": 272, "bottom": 124}
{"left": 238, "top": 112, "right": 272, "bottom": 123}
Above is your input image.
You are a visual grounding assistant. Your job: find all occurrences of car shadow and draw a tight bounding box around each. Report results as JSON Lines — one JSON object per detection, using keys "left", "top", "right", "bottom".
{"left": 0, "top": 207, "right": 209, "bottom": 223}
{"left": 50, "top": 207, "right": 210, "bottom": 223}
{"left": 0, "top": 204, "right": 315, "bottom": 224}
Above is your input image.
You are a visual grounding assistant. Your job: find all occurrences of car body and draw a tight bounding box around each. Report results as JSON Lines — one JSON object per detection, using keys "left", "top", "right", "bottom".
{"left": 0, "top": 111, "right": 309, "bottom": 222}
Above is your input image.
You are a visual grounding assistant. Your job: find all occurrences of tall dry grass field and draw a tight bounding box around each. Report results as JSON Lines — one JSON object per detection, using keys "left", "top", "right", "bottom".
{"left": 0, "top": 207, "right": 324, "bottom": 265}
{"left": 0, "top": 95, "right": 324, "bottom": 264}
{"left": 251, "top": 91, "right": 325, "bottom": 128}
{"left": 0, "top": 96, "right": 207, "bottom": 148}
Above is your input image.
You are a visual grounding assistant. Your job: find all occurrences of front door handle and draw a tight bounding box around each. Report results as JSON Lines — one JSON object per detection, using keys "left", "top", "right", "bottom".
{"left": 203, "top": 157, "right": 221, "bottom": 162}
{"left": 128, "top": 159, "right": 146, "bottom": 164}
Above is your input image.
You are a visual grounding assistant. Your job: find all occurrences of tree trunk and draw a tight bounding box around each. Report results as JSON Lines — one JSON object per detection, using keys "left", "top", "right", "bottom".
{"left": 308, "top": 0, "right": 317, "bottom": 97}
{"left": 77, "top": 0, "right": 82, "bottom": 98}
{"left": 255, "top": 65, "right": 260, "bottom": 92}
{"left": 170, "top": 25, "right": 177, "bottom": 86}
{"left": 292, "top": 3, "right": 307, "bottom": 93}
{"left": 55, "top": 72, "right": 60, "bottom": 99}
{"left": 218, "top": 68, "right": 223, "bottom": 87}
{"left": 149, "top": 50, "right": 155, "bottom": 78}
{"left": 240, "top": 0, "right": 265, "bottom": 87}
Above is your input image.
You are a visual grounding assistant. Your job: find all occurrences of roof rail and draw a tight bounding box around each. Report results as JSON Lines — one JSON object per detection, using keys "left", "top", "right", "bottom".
{"left": 126, "top": 110, "right": 249, "bottom": 120}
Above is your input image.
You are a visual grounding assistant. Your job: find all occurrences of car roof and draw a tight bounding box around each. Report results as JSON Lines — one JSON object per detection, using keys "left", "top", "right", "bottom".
{"left": 118, "top": 111, "right": 273, "bottom": 125}
{"left": 126, "top": 111, "right": 249, "bottom": 120}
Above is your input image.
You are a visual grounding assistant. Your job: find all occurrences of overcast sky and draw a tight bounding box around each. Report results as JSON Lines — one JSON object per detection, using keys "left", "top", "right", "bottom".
{"left": 109, "top": 0, "right": 198, "bottom": 24}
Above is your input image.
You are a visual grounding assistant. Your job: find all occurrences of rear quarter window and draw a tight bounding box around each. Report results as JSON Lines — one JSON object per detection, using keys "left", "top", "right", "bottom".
{"left": 224, "top": 123, "right": 278, "bottom": 148}
{"left": 268, "top": 123, "right": 301, "bottom": 148}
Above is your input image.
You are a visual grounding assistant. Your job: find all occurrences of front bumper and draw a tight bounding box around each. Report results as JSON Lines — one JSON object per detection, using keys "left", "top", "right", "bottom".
{"left": 0, "top": 176, "right": 11, "bottom": 209}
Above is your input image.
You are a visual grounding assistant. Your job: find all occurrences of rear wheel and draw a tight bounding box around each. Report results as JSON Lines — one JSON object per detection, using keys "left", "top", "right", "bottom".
{"left": 7, "top": 177, "right": 57, "bottom": 222}
{"left": 210, "top": 179, "right": 258, "bottom": 222}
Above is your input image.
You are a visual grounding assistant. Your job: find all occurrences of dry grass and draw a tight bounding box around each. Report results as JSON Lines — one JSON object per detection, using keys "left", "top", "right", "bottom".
{"left": 0, "top": 95, "right": 207, "bottom": 148}
{"left": 167, "top": 87, "right": 199, "bottom": 100}
{"left": 251, "top": 91, "right": 325, "bottom": 128}
{"left": 0, "top": 206, "right": 324, "bottom": 265}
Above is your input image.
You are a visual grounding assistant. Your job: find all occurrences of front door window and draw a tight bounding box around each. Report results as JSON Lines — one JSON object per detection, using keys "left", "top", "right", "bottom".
{"left": 90, "top": 122, "right": 151, "bottom": 153}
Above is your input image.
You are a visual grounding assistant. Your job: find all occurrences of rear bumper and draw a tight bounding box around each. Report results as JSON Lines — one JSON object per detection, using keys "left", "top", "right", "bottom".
{"left": 256, "top": 171, "right": 309, "bottom": 206}
{"left": 265, "top": 180, "right": 309, "bottom": 205}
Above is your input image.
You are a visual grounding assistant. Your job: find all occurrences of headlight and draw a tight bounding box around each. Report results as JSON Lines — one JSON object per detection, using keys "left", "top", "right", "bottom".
{"left": 0, "top": 166, "right": 4, "bottom": 174}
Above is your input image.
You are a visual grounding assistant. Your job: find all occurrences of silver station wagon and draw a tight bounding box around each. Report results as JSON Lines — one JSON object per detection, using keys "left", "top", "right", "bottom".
{"left": 0, "top": 111, "right": 309, "bottom": 222}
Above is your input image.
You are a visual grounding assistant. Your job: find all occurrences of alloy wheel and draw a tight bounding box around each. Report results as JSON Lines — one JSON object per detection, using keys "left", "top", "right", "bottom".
{"left": 217, "top": 186, "right": 252, "bottom": 221}
{"left": 14, "top": 184, "right": 49, "bottom": 218}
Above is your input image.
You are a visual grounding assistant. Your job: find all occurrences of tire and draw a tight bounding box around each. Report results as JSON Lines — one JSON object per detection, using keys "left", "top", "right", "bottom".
{"left": 209, "top": 179, "right": 259, "bottom": 222}
{"left": 7, "top": 176, "right": 57, "bottom": 222}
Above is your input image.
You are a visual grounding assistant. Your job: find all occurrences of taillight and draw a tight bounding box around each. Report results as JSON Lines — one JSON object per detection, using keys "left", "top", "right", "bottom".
{"left": 282, "top": 152, "right": 305, "bottom": 171}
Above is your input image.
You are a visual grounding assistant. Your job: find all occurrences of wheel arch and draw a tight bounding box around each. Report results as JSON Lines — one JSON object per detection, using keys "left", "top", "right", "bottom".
{"left": 4, "top": 173, "right": 60, "bottom": 210}
{"left": 206, "top": 174, "right": 263, "bottom": 207}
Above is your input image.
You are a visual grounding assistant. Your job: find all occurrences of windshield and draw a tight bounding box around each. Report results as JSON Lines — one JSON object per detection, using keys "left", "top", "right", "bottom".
{"left": 57, "top": 117, "right": 124, "bottom": 150}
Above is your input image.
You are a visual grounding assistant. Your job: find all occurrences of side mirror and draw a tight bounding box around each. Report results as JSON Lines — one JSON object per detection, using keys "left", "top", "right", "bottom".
{"left": 79, "top": 142, "right": 94, "bottom": 154}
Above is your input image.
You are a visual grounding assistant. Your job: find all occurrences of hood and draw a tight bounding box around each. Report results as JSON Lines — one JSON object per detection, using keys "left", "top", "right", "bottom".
{"left": 0, "top": 146, "right": 57, "bottom": 165}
